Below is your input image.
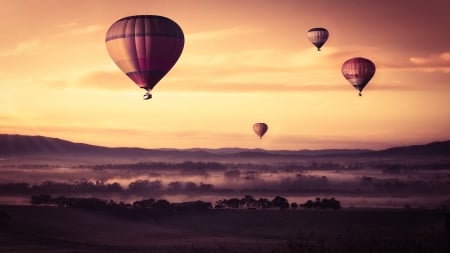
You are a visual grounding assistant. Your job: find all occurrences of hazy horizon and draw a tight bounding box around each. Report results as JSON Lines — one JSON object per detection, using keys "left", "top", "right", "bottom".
{"left": 1, "top": 133, "right": 449, "bottom": 153}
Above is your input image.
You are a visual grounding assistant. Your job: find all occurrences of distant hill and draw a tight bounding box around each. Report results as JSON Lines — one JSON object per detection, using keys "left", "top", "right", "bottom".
{"left": 369, "top": 140, "right": 450, "bottom": 157}
{"left": 0, "top": 134, "right": 449, "bottom": 160}
{"left": 0, "top": 134, "right": 199, "bottom": 159}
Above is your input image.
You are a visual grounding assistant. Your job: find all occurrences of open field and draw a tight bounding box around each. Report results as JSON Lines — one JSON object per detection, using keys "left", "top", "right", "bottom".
{"left": 1, "top": 205, "right": 448, "bottom": 252}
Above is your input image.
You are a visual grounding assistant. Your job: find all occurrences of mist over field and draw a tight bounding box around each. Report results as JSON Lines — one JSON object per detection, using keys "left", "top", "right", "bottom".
{"left": 1, "top": 135, "right": 449, "bottom": 209}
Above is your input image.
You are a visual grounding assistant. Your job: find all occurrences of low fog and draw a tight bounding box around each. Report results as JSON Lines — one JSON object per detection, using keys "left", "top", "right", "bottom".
{"left": 1, "top": 159, "right": 449, "bottom": 208}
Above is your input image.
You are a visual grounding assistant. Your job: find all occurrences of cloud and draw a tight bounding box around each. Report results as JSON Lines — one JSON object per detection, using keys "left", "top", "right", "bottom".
{"left": 188, "top": 26, "right": 262, "bottom": 41}
{"left": 76, "top": 70, "right": 130, "bottom": 90}
{"left": 0, "top": 39, "right": 41, "bottom": 56}
{"left": 169, "top": 47, "right": 345, "bottom": 88}
{"left": 0, "top": 22, "right": 102, "bottom": 57}
{"left": 56, "top": 22, "right": 78, "bottom": 29}
{"left": 52, "top": 23, "right": 103, "bottom": 38}
{"left": 169, "top": 82, "right": 348, "bottom": 92}
{"left": 63, "top": 68, "right": 349, "bottom": 93}
{"left": 182, "top": 47, "right": 340, "bottom": 72}
{"left": 57, "top": 61, "right": 398, "bottom": 94}
{"left": 51, "top": 45, "right": 345, "bottom": 92}
{"left": 53, "top": 42, "right": 447, "bottom": 94}
{"left": 408, "top": 52, "right": 450, "bottom": 72}
{"left": 40, "top": 69, "right": 130, "bottom": 90}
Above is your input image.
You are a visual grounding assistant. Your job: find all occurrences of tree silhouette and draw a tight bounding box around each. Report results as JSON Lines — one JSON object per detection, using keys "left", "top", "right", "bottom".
{"left": 291, "top": 202, "right": 298, "bottom": 210}
{"left": 128, "top": 180, "right": 162, "bottom": 193}
{"left": 271, "top": 196, "right": 289, "bottom": 210}
{"left": 299, "top": 197, "right": 341, "bottom": 210}
{"left": 133, "top": 198, "right": 155, "bottom": 208}
{"left": 256, "top": 198, "right": 271, "bottom": 209}
{"left": 153, "top": 199, "right": 172, "bottom": 211}
{"left": 241, "top": 195, "right": 257, "bottom": 209}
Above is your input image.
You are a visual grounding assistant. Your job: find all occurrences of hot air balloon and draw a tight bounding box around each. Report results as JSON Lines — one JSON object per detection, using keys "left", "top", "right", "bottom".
{"left": 105, "top": 15, "right": 184, "bottom": 100}
{"left": 341, "top": 57, "right": 376, "bottom": 96}
{"left": 307, "top": 28, "right": 329, "bottom": 51}
{"left": 253, "top": 123, "right": 268, "bottom": 139}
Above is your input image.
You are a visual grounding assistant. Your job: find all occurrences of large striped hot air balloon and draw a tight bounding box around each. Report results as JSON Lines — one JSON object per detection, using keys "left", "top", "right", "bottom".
{"left": 253, "top": 123, "right": 268, "bottom": 139}
{"left": 341, "top": 57, "right": 376, "bottom": 96}
{"left": 307, "top": 27, "right": 329, "bottom": 51}
{"left": 105, "top": 15, "right": 184, "bottom": 100}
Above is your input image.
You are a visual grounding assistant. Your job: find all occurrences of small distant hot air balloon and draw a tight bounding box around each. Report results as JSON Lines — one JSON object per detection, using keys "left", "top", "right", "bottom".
{"left": 253, "top": 123, "right": 268, "bottom": 139}
{"left": 105, "top": 15, "right": 184, "bottom": 100}
{"left": 307, "top": 27, "right": 329, "bottom": 51}
{"left": 341, "top": 57, "right": 376, "bottom": 96}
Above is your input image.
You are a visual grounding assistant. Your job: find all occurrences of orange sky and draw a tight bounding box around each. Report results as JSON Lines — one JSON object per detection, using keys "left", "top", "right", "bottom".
{"left": 1, "top": 0, "right": 449, "bottom": 150}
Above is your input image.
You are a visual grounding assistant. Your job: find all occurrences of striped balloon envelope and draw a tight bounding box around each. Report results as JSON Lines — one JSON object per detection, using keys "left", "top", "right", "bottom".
{"left": 341, "top": 57, "right": 376, "bottom": 96}
{"left": 307, "top": 27, "right": 329, "bottom": 51}
{"left": 105, "top": 15, "right": 184, "bottom": 100}
{"left": 253, "top": 123, "right": 268, "bottom": 139}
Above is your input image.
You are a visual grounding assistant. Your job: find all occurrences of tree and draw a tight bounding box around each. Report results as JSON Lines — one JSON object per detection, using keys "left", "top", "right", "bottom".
{"left": 214, "top": 200, "right": 226, "bottom": 209}
{"left": 257, "top": 198, "right": 271, "bottom": 209}
{"left": 299, "top": 198, "right": 341, "bottom": 210}
{"left": 271, "top": 196, "right": 289, "bottom": 210}
{"left": 128, "top": 180, "right": 162, "bottom": 193}
{"left": 167, "top": 181, "right": 183, "bottom": 192}
{"left": 133, "top": 198, "right": 155, "bottom": 208}
{"left": 184, "top": 182, "right": 198, "bottom": 191}
{"left": 300, "top": 200, "right": 313, "bottom": 209}
{"left": 198, "top": 182, "right": 214, "bottom": 192}
{"left": 241, "top": 195, "right": 257, "bottom": 208}
{"left": 224, "top": 198, "right": 240, "bottom": 209}
{"left": 291, "top": 202, "right": 298, "bottom": 210}
{"left": 153, "top": 199, "right": 172, "bottom": 210}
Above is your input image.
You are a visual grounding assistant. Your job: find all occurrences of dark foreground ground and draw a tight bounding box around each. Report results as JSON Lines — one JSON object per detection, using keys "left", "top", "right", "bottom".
{"left": 0, "top": 205, "right": 449, "bottom": 253}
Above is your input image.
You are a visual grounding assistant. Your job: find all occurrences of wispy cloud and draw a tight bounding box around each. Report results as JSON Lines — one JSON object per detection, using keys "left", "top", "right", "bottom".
{"left": 174, "top": 47, "right": 343, "bottom": 84}
{"left": 408, "top": 52, "right": 450, "bottom": 72}
{"left": 56, "top": 47, "right": 422, "bottom": 93}
{"left": 188, "top": 26, "right": 262, "bottom": 41}
{"left": 69, "top": 72, "right": 410, "bottom": 93}
{"left": 76, "top": 70, "right": 130, "bottom": 90}
{"left": 52, "top": 23, "right": 103, "bottom": 38}
{"left": 0, "top": 39, "right": 41, "bottom": 56}
{"left": 41, "top": 68, "right": 129, "bottom": 90}
{"left": 0, "top": 22, "right": 102, "bottom": 57}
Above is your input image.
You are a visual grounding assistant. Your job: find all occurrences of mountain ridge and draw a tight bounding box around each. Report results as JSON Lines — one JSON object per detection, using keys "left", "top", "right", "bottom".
{"left": 0, "top": 134, "right": 449, "bottom": 159}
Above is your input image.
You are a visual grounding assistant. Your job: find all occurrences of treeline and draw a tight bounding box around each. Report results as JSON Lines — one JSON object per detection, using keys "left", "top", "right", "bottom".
{"left": 299, "top": 197, "right": 341, "bottom": 210}
{"left": 30, "top": 195, "right": 212, "bottom": 218}
{"left": 0, "top": 180, "right": 216, "bottom": 195}
{"left": 30, "top": 194, "right": 341, "bottom": 216}
{"left": 359, "top": 176, "right": 450, "bottom": 194}
{"left": 75, "top": 160, "right": 361, "bottom": 172}
{"left": 2, "top": 175, "right": 449, "bottom": 197}
{"left": 4, "top": 160, "right": 449, "bottom": 172}
{"left": 215, "top": 195, "right": 341, "bottom": 210}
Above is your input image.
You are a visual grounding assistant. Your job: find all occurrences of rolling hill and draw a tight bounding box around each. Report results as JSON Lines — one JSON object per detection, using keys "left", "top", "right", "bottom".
{"left": 0, "top": 134, "right": 449, "bottom": 160}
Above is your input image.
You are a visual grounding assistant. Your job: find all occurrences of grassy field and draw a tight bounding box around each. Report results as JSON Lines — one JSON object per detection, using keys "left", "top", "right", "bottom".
{"left": 0, "top": 205, "right": 448, "bottom": 252}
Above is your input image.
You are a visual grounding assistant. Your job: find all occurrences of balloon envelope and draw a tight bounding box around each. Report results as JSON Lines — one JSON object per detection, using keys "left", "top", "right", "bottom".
{"left": 341, "top": 57, "right": 376, "bottom": 96}
{"left": 307, "top": 28, "right": 329, "bottom": 51}
{"left": 253, "top": 123, "right": 268, "bottom": 139}
{"left": 105, "top": 15, "right": 184, "bottom": 94}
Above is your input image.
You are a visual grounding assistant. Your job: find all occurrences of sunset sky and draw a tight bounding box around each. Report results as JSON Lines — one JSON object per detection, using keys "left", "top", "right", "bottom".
{"left": 1, "top": 0, "right": 449, "bottom": 150}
